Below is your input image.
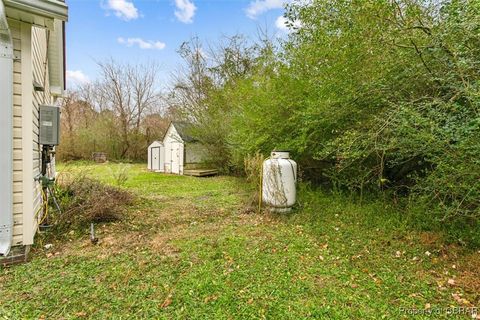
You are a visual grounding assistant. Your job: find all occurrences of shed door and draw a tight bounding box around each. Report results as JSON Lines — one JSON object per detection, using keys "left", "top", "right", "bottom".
{"left": 159, "top": 146, "right": 165, "bottom": 172}
{"left": 151, "top": 147, "right": 161, "bottom": 171}
{"left": 171, "top": 144, "right": 181, "bottom": 174}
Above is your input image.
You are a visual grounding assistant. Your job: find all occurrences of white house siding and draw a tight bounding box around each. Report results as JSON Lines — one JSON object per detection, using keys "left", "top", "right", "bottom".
{"left": 3, "top": 1, "right": 67, "bottom": 255}
{"left": 30, "top": 25, "right": 53, "bottom": 241}
{"left": 20, "top": 21, "right": 35, "bottom": 245}
{"left": 9, "top": 22, "right": 54, "bottom": 247}
{"left": 10, "top": 19, "right": 23, "bottom": 246}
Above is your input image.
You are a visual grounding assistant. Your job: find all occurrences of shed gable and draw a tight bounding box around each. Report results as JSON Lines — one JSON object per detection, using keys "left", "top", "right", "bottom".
{"left": 163, "top": 123, "right": 184, "bottom": 144}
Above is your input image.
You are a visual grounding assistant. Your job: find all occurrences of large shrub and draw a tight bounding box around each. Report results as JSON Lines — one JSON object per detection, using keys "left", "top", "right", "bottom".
{"left": 185, "top": 0, "right": 480, "bottom": 242}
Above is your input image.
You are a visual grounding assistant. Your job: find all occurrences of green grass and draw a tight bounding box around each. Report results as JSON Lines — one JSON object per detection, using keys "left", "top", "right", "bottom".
{"left": 1, "top": 162, "right": 478, "bottom": 319}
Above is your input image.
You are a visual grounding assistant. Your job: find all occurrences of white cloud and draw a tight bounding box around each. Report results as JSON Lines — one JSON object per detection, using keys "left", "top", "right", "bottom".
{"left": 275, "top": 15, "right": 289, "bottom": 32}
{"left": 66, "top": 70, "right": 90, "bottom": 87}
{"left": 117, "top": 37, "right": 166, "bottom": 50}
{"left": 174, "top": 0, "right": 197, "bottom": 24}
{"left": 275, "top": 15, "right": 302, "bottom": 33}
{"left": 104, "top": 0, "right": 139, "bottom": 21}
{"left": 246, "top": 0, "right": 285, "bottom": 19}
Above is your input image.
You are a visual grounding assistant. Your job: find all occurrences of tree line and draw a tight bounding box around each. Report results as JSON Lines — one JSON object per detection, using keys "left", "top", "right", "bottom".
{"left": 59, "top": 61, "right": 169, "bottom": 161}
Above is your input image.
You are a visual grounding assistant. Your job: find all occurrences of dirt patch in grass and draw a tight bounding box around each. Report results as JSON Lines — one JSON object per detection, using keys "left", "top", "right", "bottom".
{"left": 52, "top": 201, "right": 243, "bottom": 260}
{"left": 150, "top": 234, "right": 182, "bottom": 257}
{"left": 419, "top": 231, "right": 444, "bottom": 248}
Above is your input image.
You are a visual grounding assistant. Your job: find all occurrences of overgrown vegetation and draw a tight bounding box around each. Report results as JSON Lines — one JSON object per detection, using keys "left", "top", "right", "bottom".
{"left": 1, "top": 163, "right": 478, "bottom": 319}
{"left": 58, "top": 0, "right": 480, "bottom": 245}
{"left": 242, "top": 152, "right": 265, "bottom": 212}
{"left": 168, "top": 0, "right": 480, "bottom": 246}
{"left": 53, "top": 174, "right": 134, "bottom": 229}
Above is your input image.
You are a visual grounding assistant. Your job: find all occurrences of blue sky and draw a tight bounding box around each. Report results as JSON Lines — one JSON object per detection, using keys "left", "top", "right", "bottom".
{"left": 66, "top": 0, "right": 291, "bottom": 90}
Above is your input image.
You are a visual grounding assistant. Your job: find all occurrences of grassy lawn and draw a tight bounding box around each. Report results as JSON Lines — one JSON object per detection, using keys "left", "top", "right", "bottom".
{"left": 1, "top": 162, "right": 478, "bottom": 319}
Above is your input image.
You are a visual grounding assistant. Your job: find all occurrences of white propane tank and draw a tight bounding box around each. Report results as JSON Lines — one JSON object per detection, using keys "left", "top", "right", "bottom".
{"left": 262, "top": 151, "right": 297, "bottom": 212}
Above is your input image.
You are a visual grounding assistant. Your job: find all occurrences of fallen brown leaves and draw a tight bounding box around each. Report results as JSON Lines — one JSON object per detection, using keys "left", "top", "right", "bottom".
{"left": 160, "top": 295, "right": 173, "bottom": 308}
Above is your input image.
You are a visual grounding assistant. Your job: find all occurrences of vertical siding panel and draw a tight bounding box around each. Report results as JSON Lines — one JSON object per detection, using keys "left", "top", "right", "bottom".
{"left": 31, "top": 27, "right": 44, "bottom": 236}
{"left": 21, "top": 22, "right": 35, "bottom": 245}
{"left": 10, "top": 20, "right": 23, "bottom": 245}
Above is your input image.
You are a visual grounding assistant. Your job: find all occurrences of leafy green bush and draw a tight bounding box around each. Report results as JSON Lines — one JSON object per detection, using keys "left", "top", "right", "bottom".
{"left": 171, "top": 0, "right": 480, "bottom": 245}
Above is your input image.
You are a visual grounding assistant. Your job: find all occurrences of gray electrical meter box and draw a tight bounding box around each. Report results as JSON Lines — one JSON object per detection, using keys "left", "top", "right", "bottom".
{"left": 39, "top": 105, "right": 60, "bottom": 145}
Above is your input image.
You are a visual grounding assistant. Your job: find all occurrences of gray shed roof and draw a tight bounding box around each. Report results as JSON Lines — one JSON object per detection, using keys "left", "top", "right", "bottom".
{"left": 173, "top": 122, "right": 195, "bottom": 142}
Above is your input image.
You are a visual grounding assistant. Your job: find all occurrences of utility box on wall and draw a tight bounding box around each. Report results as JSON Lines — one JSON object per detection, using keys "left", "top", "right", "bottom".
{"left": 39, "top": 105, "right": 60, "bottom": 146}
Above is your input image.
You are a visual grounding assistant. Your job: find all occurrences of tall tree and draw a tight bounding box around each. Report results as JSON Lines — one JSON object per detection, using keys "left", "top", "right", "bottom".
{"left": 96, "top": 60, "right": 161, "bottom": 158}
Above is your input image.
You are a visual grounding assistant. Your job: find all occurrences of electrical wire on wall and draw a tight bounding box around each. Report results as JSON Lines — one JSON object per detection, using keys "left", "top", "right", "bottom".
{"left": 39, "top": 28, "right": 53, "bottom": 228}
{"left": 42, "top": 29, "right": 50, "bottom": 103}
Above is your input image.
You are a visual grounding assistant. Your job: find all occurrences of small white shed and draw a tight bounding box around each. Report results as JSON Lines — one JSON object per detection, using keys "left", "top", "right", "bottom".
{"left": 147, "top": 122, "right": 207, "bottom": 175}
{"left": 147, "top": 141, "right": 164, "bottom": 172}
